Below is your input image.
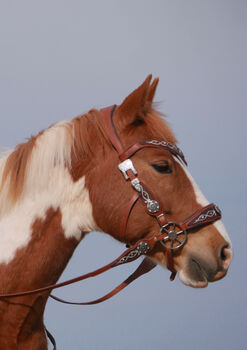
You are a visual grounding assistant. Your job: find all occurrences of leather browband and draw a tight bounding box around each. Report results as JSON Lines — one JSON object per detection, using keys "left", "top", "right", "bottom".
{"left": 119, "top": 142, "right": 187, "bottom": 165}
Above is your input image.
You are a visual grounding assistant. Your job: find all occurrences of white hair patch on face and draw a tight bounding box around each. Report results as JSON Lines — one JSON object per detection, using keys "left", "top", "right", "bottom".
{"left": 173, "top": 157, "right": 232, "bottom": 247}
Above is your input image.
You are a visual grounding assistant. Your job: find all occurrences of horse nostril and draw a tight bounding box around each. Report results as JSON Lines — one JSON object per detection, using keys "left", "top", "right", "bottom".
{"left": 220, "top": 244, "right": 232, "bottom": 268}
{"left": 220, "top": 245, "right": 227, "bottom": 260}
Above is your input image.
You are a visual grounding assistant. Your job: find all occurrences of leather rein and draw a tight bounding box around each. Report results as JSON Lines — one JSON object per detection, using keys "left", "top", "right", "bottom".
{"left": 0, "top": 105, "right": 222, "bottom": 303}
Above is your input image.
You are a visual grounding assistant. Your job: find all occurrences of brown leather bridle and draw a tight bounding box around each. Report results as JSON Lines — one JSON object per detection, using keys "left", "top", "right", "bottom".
{"left": 0, "top": 105, "right": 223, "bottom": 348}
{"left": 101, "top": 104, "right": 223, "bottom": 277}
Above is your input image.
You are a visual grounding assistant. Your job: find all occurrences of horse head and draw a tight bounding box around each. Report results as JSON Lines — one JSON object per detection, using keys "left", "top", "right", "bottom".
{"left": 76, "top": 75, "right": 232, "bottom": 288}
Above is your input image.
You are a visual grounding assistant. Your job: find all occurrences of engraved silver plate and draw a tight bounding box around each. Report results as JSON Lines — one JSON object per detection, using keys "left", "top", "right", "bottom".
{"left": 131, "top": 178, "right": 142, "bottom": 192}
{"left": 146, "top": 200, "right": 160, "bottom": 213}
{"left": 118, "top": 159, "right": 137, "bottom": 180}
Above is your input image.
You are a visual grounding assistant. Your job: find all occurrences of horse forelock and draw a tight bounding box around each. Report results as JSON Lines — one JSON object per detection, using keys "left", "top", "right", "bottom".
{"left": 143, "top": 109, "right": 177, "bottom": 144}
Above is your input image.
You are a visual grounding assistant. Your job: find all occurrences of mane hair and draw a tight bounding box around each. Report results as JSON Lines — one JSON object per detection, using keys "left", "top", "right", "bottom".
{"left": 0, "top": 109, "right": 109, "bottom": 212}
{"left": 1, "top": 137, "right": 37, "bottom": 203}
{"left": 0, "top": 106, "right": 176, "bottom": 214}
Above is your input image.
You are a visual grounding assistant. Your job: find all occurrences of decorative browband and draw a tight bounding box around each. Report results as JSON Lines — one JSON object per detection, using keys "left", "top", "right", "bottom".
{"left": 119, "top": 140, "right": 187, "bottom": 165}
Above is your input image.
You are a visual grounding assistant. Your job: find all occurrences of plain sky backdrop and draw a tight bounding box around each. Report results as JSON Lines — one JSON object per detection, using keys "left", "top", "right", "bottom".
{"left": 0, "top": 1, "right": 246, "bottom": 349}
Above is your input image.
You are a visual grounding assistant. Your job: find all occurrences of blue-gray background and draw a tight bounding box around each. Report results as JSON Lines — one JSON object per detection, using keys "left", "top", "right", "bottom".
{"left": 0, "top": 1, "right": 246, "bottom": 349}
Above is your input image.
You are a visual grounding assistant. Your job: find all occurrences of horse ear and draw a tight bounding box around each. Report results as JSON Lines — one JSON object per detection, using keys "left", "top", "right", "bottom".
{"left": 147, "top": 77, "right": 159, "bottom": 104}
{"left": 117, "top": 75, "right": 153, "bottom": 126}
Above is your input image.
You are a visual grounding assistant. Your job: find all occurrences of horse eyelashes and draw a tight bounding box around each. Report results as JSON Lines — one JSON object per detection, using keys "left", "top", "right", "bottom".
{"left": 151, "top": 164, "right": 172, "bottom": 174}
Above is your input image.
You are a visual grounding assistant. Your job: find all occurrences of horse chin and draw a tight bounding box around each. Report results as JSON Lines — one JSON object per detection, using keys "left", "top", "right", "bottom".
{"left": 178, "top": 270, "right": 209, "bottom": 288}
{"left": 177, "top": 258, "right": 210, "bottom": 288}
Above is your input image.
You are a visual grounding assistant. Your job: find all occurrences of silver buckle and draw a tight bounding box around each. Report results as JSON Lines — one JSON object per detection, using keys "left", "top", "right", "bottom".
{"left": 118, "top": 159, "right": 137, "bottom": 180}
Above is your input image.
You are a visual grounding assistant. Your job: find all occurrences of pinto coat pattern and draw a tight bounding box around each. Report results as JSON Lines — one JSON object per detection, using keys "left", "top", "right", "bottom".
{"left": 0, "top": 76, "right": 232, "bottom": 349}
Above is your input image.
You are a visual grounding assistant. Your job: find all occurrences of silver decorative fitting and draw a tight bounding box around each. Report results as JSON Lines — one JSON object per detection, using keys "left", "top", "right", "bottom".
{"left": 214, "top": 205, "right": 221, "bottom": 216}
{"left": 146, "top": 200, "right": 160, "bottom": 213}
{"left": 118, "top": 159, "right": 137, "bottom": 180}
{"left": 131, "top": 178, "right": 142, "bottom": 192}
{"left": 136, "top": 241, "right": 150, "bottom": 254}
{"left": 145, "top": 140, "right": 186, "bottom": 163}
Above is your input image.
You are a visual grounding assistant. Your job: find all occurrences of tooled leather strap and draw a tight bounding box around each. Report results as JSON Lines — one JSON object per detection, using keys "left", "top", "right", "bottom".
{"left": 181, "top": 203, "right": 221, "bottom": 230}
{"left": 119, "top": 141, "right": 187, "bottom": 165}
{"left": 151, "top": 203, "right": 222, "bottom": 245}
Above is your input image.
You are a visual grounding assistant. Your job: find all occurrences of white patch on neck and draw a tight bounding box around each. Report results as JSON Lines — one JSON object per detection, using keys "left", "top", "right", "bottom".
{"left": 0, "top": 168, "right": 98, "bottom": 265}
{"left": 174, "top": 157, "right": 232, "bottom": 247}
{"left": 0, "top": 122, "right": 99, "bottom": 265}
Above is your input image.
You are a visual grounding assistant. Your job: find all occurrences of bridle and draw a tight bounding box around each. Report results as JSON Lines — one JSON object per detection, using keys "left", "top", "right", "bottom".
{"left": 0, "top": 105, "right": 222, "bottom": 348}
{"left": 102, "top": 105, "right": 222, "bottom": 279}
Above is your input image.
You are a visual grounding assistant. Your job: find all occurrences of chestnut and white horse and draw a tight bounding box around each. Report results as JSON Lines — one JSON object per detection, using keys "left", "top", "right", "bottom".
{"left": 0, "top": 76, "right": 232, "bottom": 349}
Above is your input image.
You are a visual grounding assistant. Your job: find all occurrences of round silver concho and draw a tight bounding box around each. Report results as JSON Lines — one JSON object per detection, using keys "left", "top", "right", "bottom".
{"left": 146, "top": 200, "right": 160, "bottom": 213}
{"left": 137, "top": 241, "right": 150, "bottom": 254}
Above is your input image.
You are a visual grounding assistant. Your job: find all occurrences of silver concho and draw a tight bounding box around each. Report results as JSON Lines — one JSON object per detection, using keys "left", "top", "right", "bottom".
{"left": 146, "top": 200, "right": 160, "bottom": 213}
{"left": 131, "top": 178, "right": 142, "bottom": 192}
{"left": 137, "top": 241, "right": 150, "bottom": 254}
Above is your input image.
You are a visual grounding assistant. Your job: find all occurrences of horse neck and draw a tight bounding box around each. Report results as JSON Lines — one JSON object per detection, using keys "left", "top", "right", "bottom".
{"left": 0, "top": 166, "right": 98, "bottom": 349}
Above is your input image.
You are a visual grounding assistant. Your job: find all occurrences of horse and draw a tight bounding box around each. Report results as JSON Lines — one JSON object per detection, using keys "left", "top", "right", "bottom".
{"left": 0, "top": 75, "right": 232, "bottom": 349}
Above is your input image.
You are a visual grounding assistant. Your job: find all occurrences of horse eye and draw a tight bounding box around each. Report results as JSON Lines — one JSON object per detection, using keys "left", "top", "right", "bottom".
{"left": 151, "top": 163, "right": 172, "bottom": 174}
